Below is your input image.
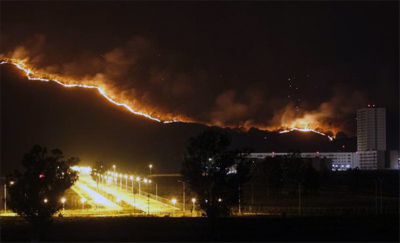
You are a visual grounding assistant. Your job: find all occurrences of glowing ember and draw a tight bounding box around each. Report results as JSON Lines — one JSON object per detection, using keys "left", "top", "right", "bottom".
{"left": 279, "top": 127, "right": 334, "bottom": 141}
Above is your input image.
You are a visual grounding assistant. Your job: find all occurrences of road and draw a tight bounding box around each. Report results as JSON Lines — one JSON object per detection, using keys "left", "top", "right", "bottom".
{"left": 72, "top": 174, "right": 179, "bottom": 215}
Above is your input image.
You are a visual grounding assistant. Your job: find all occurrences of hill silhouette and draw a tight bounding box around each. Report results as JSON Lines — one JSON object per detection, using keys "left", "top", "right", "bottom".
{"left": 1, "top": 64, "right": 356, "bottom": 175}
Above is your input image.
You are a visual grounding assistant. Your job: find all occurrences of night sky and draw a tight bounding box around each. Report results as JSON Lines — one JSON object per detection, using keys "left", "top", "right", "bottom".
{"left": 1, "top": 1, "right": 398, "bottom": 175}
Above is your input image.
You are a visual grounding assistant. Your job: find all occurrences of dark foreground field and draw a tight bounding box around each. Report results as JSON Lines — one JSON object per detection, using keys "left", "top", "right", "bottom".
{"left": 1, "top": 215, "right": 398, "bottom": 242}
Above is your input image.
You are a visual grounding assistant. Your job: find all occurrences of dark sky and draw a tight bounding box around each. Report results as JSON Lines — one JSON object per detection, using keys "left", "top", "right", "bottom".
{"left": 1, "top": 1, "right": 398, "bottom": 175}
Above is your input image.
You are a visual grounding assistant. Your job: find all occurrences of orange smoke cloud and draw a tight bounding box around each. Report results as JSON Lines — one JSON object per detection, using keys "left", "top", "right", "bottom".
{"left": 0, "top": 36, "right": 366, "bottom": 139}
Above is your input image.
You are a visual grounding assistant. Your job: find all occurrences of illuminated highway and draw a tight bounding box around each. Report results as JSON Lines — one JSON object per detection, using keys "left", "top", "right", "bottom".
{"left": 71, "top": 168, "right": 180, "bottom": 215}
{"left": 72, "top": 179, "right": 122, "bottom": 211}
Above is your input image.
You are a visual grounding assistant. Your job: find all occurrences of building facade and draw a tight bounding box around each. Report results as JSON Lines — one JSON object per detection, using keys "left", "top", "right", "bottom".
{"left": 248, "top": 152, "right": 354, "bottom": 171}
{"left": 248, "top": 151, "right": 397, "bottom": 171}
{"left": 357, "top": 107, "right": 386, "bottom": 151}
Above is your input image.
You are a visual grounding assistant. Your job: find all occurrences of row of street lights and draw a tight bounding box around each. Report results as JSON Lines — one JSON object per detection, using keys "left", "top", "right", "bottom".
{"left": 95, "top": 171, "right": 154, "bottom": 195}
{"left": 95, "top": 164, "right": 156, "bottom": 215}
{"left": 41, "top": 197, "right": 87, "bottom": 213}
{"left": 170, "top": 197, "right": 198, "bottom": 217}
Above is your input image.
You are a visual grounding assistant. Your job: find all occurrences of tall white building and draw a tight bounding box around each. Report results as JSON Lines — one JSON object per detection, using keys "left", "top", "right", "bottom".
{"left": 357, "top": 107, "right": 386, "bottom": 151}
{"left": 248, "top": 107, "right": 398, "bottom": 171}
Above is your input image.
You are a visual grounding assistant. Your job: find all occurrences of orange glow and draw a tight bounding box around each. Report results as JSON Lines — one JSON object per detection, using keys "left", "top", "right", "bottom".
{"left": 0, "top": 58, "right": 185, "bottom": 123}
{"left": 0, "top": 57, "right": 338, "bottom": 140}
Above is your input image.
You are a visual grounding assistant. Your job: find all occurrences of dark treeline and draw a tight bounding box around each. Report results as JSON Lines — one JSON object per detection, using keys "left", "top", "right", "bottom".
{"left": 251, "top": 153, "right": 399, "bottom": 195}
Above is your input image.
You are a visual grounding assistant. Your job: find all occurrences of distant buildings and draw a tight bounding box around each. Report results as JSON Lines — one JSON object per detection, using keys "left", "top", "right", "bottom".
{"left": 357, "top": 107, "right": 386, "bottom": 151}
{"left": 248, "top": 152, "right": 347, "bottom": 171}
{"left": 249, "top": 106, "right": 398, "bottom": 171}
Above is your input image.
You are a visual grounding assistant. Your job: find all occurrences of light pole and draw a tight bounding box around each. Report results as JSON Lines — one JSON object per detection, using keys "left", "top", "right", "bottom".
{"left": 238, "top": 184, "right": 242, "bottom": 215}
{"left": 172, "top": 198, "right": 177, "bottom": 217}
{"left": 124, "top": 175, "right": 128, "bottom": 191}
{"left": 4, "top": 184, "right": 6, "bottom": 213}
{"left": 178, "top": 180, "right": 186, "bottom": 214}
{"left": 119, "top": 174, "right": 122, "bottom": 190}
{"left": 136, "top": 177, "right": 141, "bottom": 194}
{"left": 251, "top": 182, "right": 254, "bottom": 205}
{"left": 61, "top": 198, "right": 66, "bottom": 214}
{"left": 147, "top": 193, "right": 150, "bottom": 216}
{"left": 191, "top": 198, "right": 196, "bottom": 217}
{"left": 149, "top": 164, "right": 153, "bottom": 175}
{"left": 155, "top": 182, "right": 158, "bottom": 201}
{"left": 130, "top": 175, "right": 134, "bottom": 194}
{"left": 116, "top": 198, "right": 121, "bottom": 213}
{"left": 380, "top": 178, "right": 383, "bottom": 214}
{"left": 81, "top": 198, "right": 86, "bottom": 211}
{"left": 374, "top": 179, "right": 378, "bottom": 214}
{"left": 298, "top": 182, "right": 301, "bottom": 216}
{"left": 113, "top": 165, "right": 116, "bottom": 172}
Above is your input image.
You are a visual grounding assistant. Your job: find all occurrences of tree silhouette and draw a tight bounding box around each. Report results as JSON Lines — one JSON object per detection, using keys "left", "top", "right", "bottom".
{"left": 181, "top": 130, "right": 251, "bottom": 219}
{"left": 8, "top": 145, "right": 79, "bottom": 235}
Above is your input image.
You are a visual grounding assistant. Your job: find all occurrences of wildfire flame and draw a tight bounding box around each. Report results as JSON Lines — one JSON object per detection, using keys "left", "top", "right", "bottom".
{"left": 0, "top": 58, "right": 179, "bottom": 123}
{"left": 0, "top": 57, "right": 336, "bottom": 140}
{"left": 279, "top": 127, "right": 334, "bottom": 141}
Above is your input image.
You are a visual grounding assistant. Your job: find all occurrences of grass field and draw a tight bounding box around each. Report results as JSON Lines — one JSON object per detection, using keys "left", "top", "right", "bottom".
{"left": 1, "top": 215, "right": 398, "bottom": 242}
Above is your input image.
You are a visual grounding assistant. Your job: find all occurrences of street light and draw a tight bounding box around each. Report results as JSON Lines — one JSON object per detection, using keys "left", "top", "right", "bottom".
{"left": 171, "top": 198, "right": 177, "bottom": 217}
{"left": 136, "top": 177, "right": 141, "bottom": 194}
{"left": 191, "top": 198, "right": 196, "bottom": 217}
{"left": 61, "top": 198, "right": 66, "bottom": 214}
{"left": 130, "top": 175, "right": 134, "bottom": 193}
{"left": 155, "top": 182, "right": 158, "bottom": 201}
{"left": 116, "top": 197, "right": 121, "bottom": 213}
{"left": 3, "top": 184, "right": 6, "bottom": 212}
{"left": 119, "top": 174, "right": 122, "bottom": 190}
{"left": 144, "top": 179, "right": 149, "bottom": 195}
{"left": 44, "top": 198, "right": 48, "bottom": 203}
{"left": 81, "top": 198, "right": 86, "bottom": 211}
{"left": 3, "top": 181, "right": 14, "bottom": 213}
{"left": 178, "top": 180, "right": 186, "bottom": 215}
{"left": 113, "top": 165, "right": 116, "bottom": 172}
{"left": 149, "top": 164, "right": 153, "bottom": 175}
{"left": 124, "top": 175, "right": 128, "bottom": 191}
{"left": 147, "top": 193, "right": 150, "bottom": 216}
